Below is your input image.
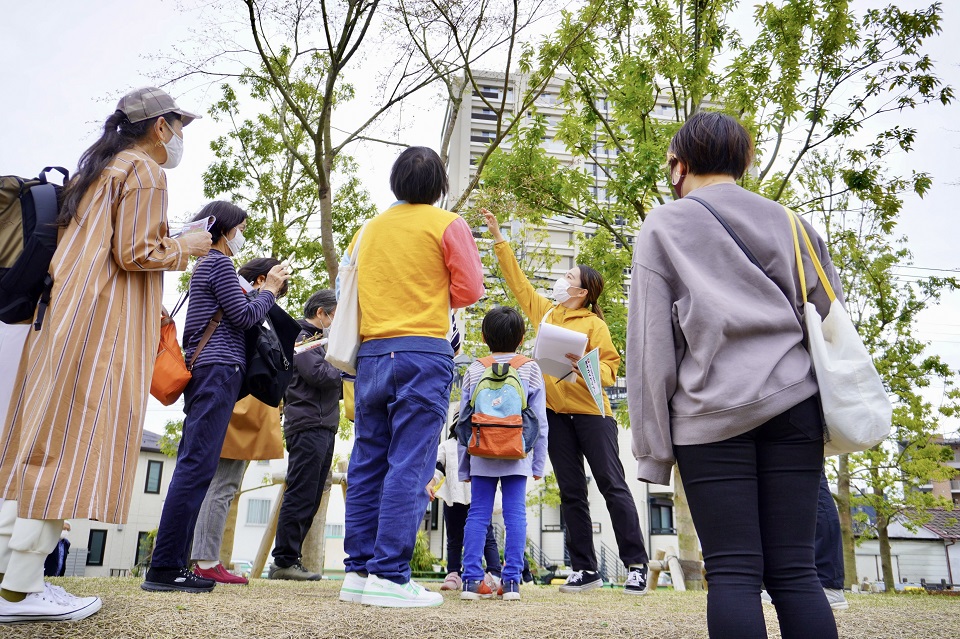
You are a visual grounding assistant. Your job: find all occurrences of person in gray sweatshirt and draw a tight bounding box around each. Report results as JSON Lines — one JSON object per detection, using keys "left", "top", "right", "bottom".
{"left": 627, "top": 112, "right": 840, "bottom": 639}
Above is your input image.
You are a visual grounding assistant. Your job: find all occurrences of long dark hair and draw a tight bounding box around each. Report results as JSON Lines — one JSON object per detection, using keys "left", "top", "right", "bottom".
{"left": 238, "top": 257, "right": 287, "bottom": 298}
{"left": 577, "top": 264, "right": 605, "bottom": 320}
{"left": 59, "top": 110, "right": 180, "bottom": 226}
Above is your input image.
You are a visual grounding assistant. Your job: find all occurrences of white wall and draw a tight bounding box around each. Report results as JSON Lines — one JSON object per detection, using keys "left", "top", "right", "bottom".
{"left": 68, "top": 449, "right": 173, "bottom": 577}
{"left": 855, "top": 538, "right": 950, "bottom": 585}
{"left": 229, "top": 436, "right": 353, "bottom": 571}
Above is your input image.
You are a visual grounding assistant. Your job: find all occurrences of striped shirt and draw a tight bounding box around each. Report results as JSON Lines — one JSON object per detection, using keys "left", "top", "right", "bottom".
{"left": 183, "top": 250, "right": 275, "bottom": 368}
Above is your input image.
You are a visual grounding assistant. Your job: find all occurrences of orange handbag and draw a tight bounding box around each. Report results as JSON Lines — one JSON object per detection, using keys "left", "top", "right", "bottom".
{"left": 150, "top": 300, "right": 222, "bottom": 406}
{"left": 150, "top": 309, "right": 191, "bottom": 405}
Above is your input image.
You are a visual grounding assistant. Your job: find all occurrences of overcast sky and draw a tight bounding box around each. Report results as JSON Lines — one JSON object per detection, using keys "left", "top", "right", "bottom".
{"left": 2, "top": 0, "right": 959, "bottom": 435}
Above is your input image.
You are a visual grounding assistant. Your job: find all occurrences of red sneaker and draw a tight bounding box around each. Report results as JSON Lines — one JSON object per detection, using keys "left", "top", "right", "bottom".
{"left": 193, "top": 563, "right": 249, "bottom": 585}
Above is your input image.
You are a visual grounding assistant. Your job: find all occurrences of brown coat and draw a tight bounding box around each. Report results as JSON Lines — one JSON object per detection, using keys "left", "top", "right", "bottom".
{"left": 0, "top": 149, "right": 188, "bottom": 523}
{"left": 219, "top": 396, "right": 284, "bottom": 460}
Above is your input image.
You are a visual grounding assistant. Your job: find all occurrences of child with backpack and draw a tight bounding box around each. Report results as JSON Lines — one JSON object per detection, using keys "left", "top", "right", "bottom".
{"left": 457, "top": 306, "right": 548, "bottom": 601}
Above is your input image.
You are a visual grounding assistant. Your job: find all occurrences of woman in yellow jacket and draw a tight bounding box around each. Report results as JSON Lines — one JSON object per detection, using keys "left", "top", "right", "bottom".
{"left": 482, "top": 210, "right": 649, "bottom": 595}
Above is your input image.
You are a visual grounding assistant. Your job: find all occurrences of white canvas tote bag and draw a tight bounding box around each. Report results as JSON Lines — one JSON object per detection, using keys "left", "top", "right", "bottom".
{"left": 326, "top": 225, "right": 366, "bottom": 375}
{"left": 787, "top": 209, "right": 892, "bottom": 455}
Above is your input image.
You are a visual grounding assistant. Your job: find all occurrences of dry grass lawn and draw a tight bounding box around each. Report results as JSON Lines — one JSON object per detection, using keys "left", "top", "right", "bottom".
{"left": 0, "top": 578, "right": 956, "bottom": 639}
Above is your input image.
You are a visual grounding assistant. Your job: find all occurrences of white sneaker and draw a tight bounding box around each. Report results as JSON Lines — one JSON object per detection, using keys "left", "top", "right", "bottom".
{"left": 0, "top": 587, "right": 102, "bottom": 623}
{"left": 824, "top": 588, "right": 849, "bottom": 611}
{"left": 339, "top": 572, "right": 367, "bottom": 603}
{"left": 360, "top": 573, "right": 443, "bottom": 608}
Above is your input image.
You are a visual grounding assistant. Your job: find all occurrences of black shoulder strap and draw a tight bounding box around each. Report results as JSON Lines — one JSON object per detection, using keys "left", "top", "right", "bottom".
{"left": 29, "top": 183, "right": 59, "bottom": 235}
{"left": 687, "top": 195, "right": 767, "bottom": 277}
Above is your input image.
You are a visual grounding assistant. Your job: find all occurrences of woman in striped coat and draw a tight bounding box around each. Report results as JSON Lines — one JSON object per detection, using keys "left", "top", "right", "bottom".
{"left": 0, "top": 87, "right": 211, "bottom": 623}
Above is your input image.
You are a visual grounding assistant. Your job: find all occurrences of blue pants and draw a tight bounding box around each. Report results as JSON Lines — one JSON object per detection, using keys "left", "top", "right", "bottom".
{"left": 443, "top": 502, "right": 501, "bottom": 576}
{"left": 674, "top": 396, "right": 837, "bottom": 639}
{"left": 463, "top": 475, "right": 527, "bottom": 584}
{"left": 151, "top": 364, "right": 242, "bottom": 569}
{"left": 343, "top": 351, "right": 453, "bottom": 584}
{"left": 815, "top": 470, "right": 845, "bottom": 589}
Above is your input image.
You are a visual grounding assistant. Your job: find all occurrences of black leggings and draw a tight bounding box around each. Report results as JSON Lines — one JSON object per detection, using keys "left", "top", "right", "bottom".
{"left": 674, "top": 396, "right": 838, "bottom": 639}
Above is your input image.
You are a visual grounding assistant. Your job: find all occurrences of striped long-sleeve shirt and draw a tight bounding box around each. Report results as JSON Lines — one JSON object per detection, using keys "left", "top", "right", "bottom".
{"left": 183, "top": 250, "right": 275, "bottom": 368}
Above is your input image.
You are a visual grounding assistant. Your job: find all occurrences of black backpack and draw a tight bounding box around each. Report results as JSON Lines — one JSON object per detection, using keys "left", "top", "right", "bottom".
{"left": 0, "top": 167, "right": 69, "bottom": 329}
{"left": 238, "top": 294, "right": 302, "bottom": 407}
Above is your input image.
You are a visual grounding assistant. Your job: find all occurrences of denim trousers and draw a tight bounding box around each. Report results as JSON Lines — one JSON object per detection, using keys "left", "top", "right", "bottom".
{"left": 343, "top": 351, "right": 453, "bottom": 584}
{"left": 463, "top": 475, "right": 527, "bottom": 584}
{"left": 673, "top": 395, "right": 838, "bottom": 639}
{"left": 152, "top": 364, "right": 242, "bottom": 569}
{"left": 272, "top": 428, "right": 336, "bottom": 568}
{"left": 815, "top": 469, "right": 845, "bottom": 589}
{"left": 443, "top": 502, "right": 501, "bottom": 576}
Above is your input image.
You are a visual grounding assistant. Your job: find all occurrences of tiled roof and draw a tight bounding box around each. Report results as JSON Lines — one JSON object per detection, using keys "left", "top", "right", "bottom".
{"left": 141, "top": 429, "right": 163, "bottom": 454}
{"left": 922, "top": 509, "right": 960, "bottom": 540}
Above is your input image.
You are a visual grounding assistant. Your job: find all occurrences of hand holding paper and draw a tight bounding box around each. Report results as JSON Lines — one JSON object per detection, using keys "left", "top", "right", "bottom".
{"left": 534, "top": 322, "right": 587, "bottom": 381}
{"left": 171, "top": 215, "right": 216, "bottom": 238}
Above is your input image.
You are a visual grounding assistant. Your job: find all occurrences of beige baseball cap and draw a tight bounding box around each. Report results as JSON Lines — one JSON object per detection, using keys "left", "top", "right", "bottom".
{"left": 117, "top": 87, "right": 201, "bottom": 126}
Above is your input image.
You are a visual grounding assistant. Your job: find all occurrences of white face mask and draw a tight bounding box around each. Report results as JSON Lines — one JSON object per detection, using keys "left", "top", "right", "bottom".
{"left": 552, "top": 277, "right": 572, "bottom": 303}
{"left": 61, "top": 530, "right": 69, "bottom": 540}
{"left": 160, "top": 129, "right": 184, "bottom": 169}
{"left": 225, "top": 229, "right": 245, "bottom": 255}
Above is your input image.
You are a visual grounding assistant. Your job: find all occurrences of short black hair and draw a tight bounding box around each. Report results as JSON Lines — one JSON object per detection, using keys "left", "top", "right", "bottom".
{"left": 304, "top": 289, "right": 337, "bottom": 319}
{"left": 482, "top": 306, "right": 525, "bottom": 353}
{"left": 194, "top": 200, "right": 248, "bottom": 243}
{"left": 238, "top": 256, "right": 287, "bottom": 298}
{"left": 668, "top": 111, "right": 754, "bottom": 180}
{"left": 389, "top": 146, "right": 448, "bottom": 205}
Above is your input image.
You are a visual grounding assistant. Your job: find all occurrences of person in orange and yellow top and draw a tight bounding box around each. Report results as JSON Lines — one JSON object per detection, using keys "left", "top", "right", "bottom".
{"left": 481, "top": 208, "right": 650, "bottom": 595}
{"left": 338, "top": 147, "right": 484, "bottom": 609}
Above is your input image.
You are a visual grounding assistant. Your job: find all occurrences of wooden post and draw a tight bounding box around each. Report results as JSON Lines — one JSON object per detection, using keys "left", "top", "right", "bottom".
{"left": 647, "top": 549, "right": 666, "bottom": 593}
{"left": 250, "top": 474, "right": 286, "bottom": 579}
{"left": 301, "top": 467, "right": 335, "bottom": 574}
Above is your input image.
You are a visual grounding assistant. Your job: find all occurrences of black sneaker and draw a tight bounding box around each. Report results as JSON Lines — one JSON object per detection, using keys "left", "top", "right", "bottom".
{"left": 624, "top": 565, "right": 648, "bottom": 595}
{"left": 142, "top": 567, "right": 216, "bottom": 593}
{"left": 558, "top": 570, "right": 604, "bottom": 593}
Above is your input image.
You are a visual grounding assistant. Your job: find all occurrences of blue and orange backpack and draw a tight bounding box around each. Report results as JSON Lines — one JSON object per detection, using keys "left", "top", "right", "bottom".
{"left": 456, "top": 355, "right": 540, "bottom": 460}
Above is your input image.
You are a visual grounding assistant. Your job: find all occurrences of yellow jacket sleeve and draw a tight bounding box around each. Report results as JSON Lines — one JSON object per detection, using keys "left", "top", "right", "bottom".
{"left": 493, "top": 240, "right": 553, "bottom": 325}
{"left": 591, "top": 319, "right": 621, "bottom": 387}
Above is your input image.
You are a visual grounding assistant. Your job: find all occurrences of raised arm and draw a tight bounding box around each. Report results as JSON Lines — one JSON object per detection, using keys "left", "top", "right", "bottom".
{"left": 482, "top": 209, "right": 553, "bottom": 325}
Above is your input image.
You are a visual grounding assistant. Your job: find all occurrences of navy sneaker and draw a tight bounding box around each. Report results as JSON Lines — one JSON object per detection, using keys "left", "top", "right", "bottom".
{"left": 461, "top": 578, "right": 493, "bottom": 600}
{"left": 498, "top": 579, "right": 521, "bottom": 601}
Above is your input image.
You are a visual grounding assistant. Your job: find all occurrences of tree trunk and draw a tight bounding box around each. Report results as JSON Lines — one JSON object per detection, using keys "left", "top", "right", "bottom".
{"left": 873, "top": 475, "right": 896, "bottom": 593}
{"left": 673, "top": 466, "right": 704, "bottom": 590}
{"left": 318, "top": 166, "right": 338, "bottom": 286}
{"left": 836, "top": 454, "right": 859, "bottom": 589}
{"left": 438, "top": 91, "right": 464, "bottom": 167}
{"left": 301, "top": 466, "right": 334, "bottom": 574}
